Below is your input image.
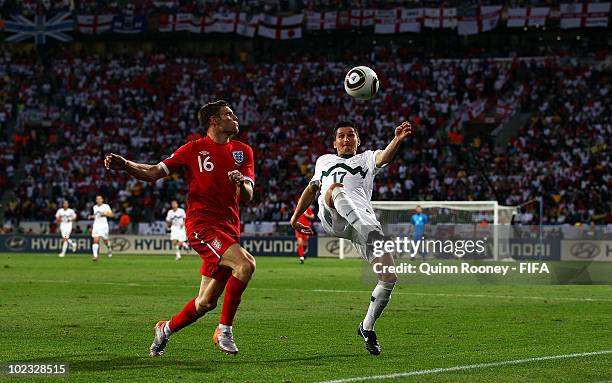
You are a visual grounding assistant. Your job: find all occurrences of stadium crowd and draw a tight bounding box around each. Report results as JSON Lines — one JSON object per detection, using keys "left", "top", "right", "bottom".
{"left": 1, "top": 50, "right": 609, "bottom": 227}
{"left": 0, "top": 0, "right": 572, "bottom": 17}
{"left": 0, "top": 51, "right": 23, "bottom": 201}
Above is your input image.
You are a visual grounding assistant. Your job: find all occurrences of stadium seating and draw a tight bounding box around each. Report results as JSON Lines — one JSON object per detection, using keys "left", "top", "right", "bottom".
{"left": 1, "top": 51, "right": 609, "bottom": 226}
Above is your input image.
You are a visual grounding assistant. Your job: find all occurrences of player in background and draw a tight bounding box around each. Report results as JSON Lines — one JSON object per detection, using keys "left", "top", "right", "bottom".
{"left": 104, "top": 100, "right": 255, "bottom": 357}
{"left": 410, "top": 205, "right": 429, "bottom": 260}
{"left": 291, "top": 120, "right": 414, "bottom": 355}
{"left": 88, "top": 195, "right": 114, "bottom": 261}
{"left": 55, "top": 200, "right": 77, "bottom": 257}
{"left": 166, "top": 199, "right": 189, "bottom": 261}
{"left": 294, "top": 205, "right": 314, "bottom": 264}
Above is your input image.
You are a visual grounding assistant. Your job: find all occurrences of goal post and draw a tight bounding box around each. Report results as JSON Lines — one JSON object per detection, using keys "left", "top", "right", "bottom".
{"left": 337, "top": 201, "right": 517, "bottom": 260}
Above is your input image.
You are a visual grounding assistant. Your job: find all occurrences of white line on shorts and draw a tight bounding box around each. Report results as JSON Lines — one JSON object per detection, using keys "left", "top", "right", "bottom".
{"left": 313, "top": 350, "right": 612, "bottom": 383}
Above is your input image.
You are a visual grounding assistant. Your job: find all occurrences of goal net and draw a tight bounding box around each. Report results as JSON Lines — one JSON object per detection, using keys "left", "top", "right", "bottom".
{"left": 337, "top": 201, "right": 517, "bottom": 260}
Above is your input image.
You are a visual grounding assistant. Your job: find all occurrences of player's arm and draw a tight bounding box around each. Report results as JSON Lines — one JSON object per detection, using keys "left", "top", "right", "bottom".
{"left": 290, "top": 183, "right": 319, "bottom": 235}
{"left": 228, "top": 170, "right": 254, "bottom": 203}
{"left": 304, "top": 210, "right": 315, "bottom": 220}
{"left": 104, "top": 153, "right": 166, "bottom": 182}
{"left": 105, "top": 208, "right": 114, "bottom": 218}
{"left": 375, "top": 121, "right": 414, "bottom": 167}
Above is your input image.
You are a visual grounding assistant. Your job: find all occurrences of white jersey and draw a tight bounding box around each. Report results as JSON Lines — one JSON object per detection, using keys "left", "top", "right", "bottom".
{"left": 166, "top": 208, "right": 186, "bottom": 229}
{"left": 55, "top": 208, "right": 76, "bottom": 224}
{"left": 311, "top": 150, "right": 384, "bottom": 212}
{"left": 56, "top": 208, "right": 76, "bottom": 239}
{"left": 311, "top": 150, "right": 385, "bottom": 262}
{"left": 92, "top": 204, "right": 112, "bottom": 226}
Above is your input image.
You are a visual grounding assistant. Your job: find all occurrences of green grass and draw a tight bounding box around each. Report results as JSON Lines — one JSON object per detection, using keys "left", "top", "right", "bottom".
{"left": 0, "top": 253, "right": 611, "bottom": 383}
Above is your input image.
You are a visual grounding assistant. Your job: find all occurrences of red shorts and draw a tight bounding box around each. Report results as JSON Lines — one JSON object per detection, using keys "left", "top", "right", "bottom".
{"left": 187, "top": 221, "right": 238, "bottom": 280}
{"left": 295, "top": 231, "right": 309, "bottom": 242}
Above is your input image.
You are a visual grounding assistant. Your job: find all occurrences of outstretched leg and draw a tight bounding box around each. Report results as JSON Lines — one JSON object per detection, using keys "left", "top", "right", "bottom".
{"left": 326, "top": 183, "right": 382, "bottom": 243}
{"left": 358, "top": 253, "right": 397, "bottom": 355}
{"left": 150, "top": 274, "right": 228, "bottom": 357}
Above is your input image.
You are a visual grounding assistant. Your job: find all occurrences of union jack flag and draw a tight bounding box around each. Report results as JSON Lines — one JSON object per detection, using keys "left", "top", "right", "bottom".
{"left": 5, "top": 13, "right": 73, "bottom": 44}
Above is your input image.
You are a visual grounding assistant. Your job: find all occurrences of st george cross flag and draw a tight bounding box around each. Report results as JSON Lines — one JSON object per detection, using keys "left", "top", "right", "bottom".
{"left": 159, "top": 13, "right": 192, "bottom": 32}
{"left": 235, "top": 13, "right": 259, "bottom": 37}
{"left": 77, "top": 14, "right": 113, "bottom": 34}
{"left": 306, "top": 11, "right": 340, "bottom": 30}
{"left": 349, "top": 9, "right": 375, "bottom": 27}
{"left": 375, "top": 8, "right": 423, "bottom": 34}
{"left": 560, "top": 3, "right": 610, "bottom": 29}
{"left": 506, "top": 7, "right": 550, "bottom": 28}
{"left": 258, "top": 14, "right": 303, "bottom": 39}
{"left": 457, "top": 5, "right": 502, "bottom": 35}
{"left": 189, "top": 15, "right": 216, "bottom": 33}
{"left": 424, "top": 7, "right": 457, "bottom": 28}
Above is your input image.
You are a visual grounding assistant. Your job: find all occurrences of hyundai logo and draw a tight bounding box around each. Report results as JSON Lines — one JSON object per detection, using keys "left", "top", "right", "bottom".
{"left": 5, "top": 236, "right": 27, "bottom": 251}
{"left": 326, "top": 239, "right": 353, "bottom": 255}
{"left": 570, "top": 243, "right": 600, "bottom": 259}
{"left": 110, "top": 237, "right": 130, "bottom": 252}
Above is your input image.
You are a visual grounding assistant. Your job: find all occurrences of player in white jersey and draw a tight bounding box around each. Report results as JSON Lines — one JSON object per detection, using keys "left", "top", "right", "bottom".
{"left": 88, "top": 195, "right": 114, "bottom": 261}
{"left": 55, "top": 200, "right": 77, "bottom": 257}
{"left": 166, "top": 200, "right": 189, "bottom": 261}
{"left": 291, "top": 120, "right": 414, "bottom": 355}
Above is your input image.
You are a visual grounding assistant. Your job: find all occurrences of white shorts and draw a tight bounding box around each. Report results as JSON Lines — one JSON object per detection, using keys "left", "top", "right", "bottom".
{"left": 318, "top": 201, "right": 383, "bottom": 263}
{"left": 170, "top": 227, "right": 187, "bottom": 242}
{"left": 92, "top": 223, "right": 109, "bottom": 239}
{"left": 60, "top": 223, "right": 72, "bottom": 239}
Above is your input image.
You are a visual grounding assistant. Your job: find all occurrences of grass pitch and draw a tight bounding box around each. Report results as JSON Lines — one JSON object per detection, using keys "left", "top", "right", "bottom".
{"left": 0, "top": 253, "right": 610, "bottom": 382}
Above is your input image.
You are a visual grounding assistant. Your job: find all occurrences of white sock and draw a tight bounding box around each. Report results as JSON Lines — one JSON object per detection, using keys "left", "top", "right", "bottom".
{"left": 92, "top": 244, "right": 99, "bottom": 257}
{"left": 61, "top": 241, "right": 68, "bottom": 255}
{"left": 219, "top": 323, "right": 232, "bottom": 333}
{"left": 163, "top": 321, "right": 172, "bottom": 337}
{"left": 363, "top": 281, "right": 395, "bottom": 330}
{"left": 175, "top": 246, "right": 181, "bottom": 258}
{"left": 68, "top": 239, "right": 75, "bottom": 246}
{"left": 332, "top": 187, "right": 379, "bottom": 242}
{"left": 107, "top": 243, "right": 112, "bottom": 253}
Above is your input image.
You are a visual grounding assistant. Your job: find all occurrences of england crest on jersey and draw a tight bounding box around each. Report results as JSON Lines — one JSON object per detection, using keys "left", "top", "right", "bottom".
{"left": 232, "top": 151, "right": 244, "bottom": 165}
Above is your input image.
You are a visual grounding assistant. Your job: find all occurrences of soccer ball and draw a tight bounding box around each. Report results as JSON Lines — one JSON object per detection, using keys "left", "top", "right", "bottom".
{"left": 344, "top": 66, "right": 380, "bottom": 100}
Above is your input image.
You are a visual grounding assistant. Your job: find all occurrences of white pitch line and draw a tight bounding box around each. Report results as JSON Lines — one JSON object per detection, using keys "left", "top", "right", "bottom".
{"left": 314, "top": 350, "right": 612, "bottom": 383}
{"left": 252, "top": 287, "right": 612, "bottom": 303}
{"left": 36, "top": 279, "right": 141, "bottom": 287}
{"left": 23, "top": 281, "right": 612, "bottom": 302}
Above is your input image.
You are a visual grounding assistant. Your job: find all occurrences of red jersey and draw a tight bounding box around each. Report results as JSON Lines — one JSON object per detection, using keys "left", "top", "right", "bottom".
{"left": 297, "top": 207, "right": 315, "bottom": 227}
{"left": 160, "top": 136, "right": 254, "bottom": 237}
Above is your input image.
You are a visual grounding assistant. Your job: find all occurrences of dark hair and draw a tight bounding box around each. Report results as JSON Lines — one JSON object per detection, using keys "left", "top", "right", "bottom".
{"left": 198, "top": 100, "right": 230, "bottom": 130}
{"left": 334, "top": 120, "right": 359, "bottom": 139}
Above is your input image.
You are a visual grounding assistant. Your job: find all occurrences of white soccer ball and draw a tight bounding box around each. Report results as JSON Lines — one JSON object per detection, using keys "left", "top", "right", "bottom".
{"left": 344, "top": 66, "right": 380, "bottom": 100}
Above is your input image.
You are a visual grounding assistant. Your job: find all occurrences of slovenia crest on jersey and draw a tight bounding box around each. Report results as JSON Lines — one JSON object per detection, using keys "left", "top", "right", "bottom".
{"left": 232, "top": 151, "right": 244, "bottom": 165}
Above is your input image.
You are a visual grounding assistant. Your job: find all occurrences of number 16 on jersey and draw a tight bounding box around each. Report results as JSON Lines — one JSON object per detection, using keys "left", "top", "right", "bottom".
{"left": 198, "top": 155, "right": 214, "bottom": 172}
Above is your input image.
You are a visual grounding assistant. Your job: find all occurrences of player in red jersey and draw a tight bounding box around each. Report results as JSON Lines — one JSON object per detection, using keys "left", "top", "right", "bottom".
{"left": 294, "top": 206, "right": 314, "bottom": 264}
{"left": 104, "top": 100, "right": 255, "bottom": 356}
